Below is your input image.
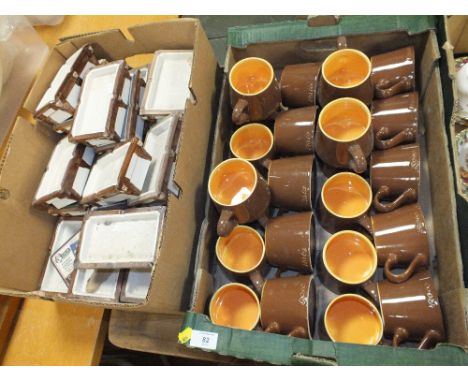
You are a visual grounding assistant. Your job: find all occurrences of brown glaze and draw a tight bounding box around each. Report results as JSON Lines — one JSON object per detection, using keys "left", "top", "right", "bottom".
{"left": 280, "top": 62, "right": 321, "bottom": 107}
{"left": 229, "top": 57, "right": 281, "bottom": 125}
{"left": 268, "top": 155, "right": 314, "bottom": 211}
{"left": 208, "top": 158, "right": 271, "bottom": 237}
{"left": 363, "top": 271, "right": 446, "bottom": 349}
{"left": 265, "top": 211, "right": 314, "bottom": 273}
{"left": 361, "top": 203, "right": 430, "bottom": 284}
{"left": 371, "top": 46, "right": 416, "bottom": 99}
{"left": 315, "top": 98, "right": 373, "bottom": 173}
{"left": 274, "top": 106, "right": 317, "bottom": 155}
{"left": 318, "top": 172, "right": 372, "bottom": 234}
{"left": 318, "top": 49, "right": 373, "bottom": 106}
{"left": 261, "top": 275, "right": 315, "bottom": 339}
{"left": 371, "top": 92, "right": 418, "bottom": 150}
{"left": 370, "top": 144, "right": 420, "bottom": 212}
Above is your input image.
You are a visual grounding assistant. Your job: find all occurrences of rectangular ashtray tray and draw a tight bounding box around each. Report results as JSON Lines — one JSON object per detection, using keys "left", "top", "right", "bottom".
{"left": 119, "top": 269, "right": 153, "bottom": 303}
{"left": 69, "top": 60, "right": 131, "bottom": 149}
{"left": 122, "top": 68, "right": 147, "bottom": 143}
{"left": 72, "top": 269, "right": 122, "bottom": 302}
{"left": 35, "top": 44, "right": 98, "bottom": 132}
{"left": 33, "top": 137, "right": 95, "bottom": 210}
{"left": 40, "top": 218, "right": 82, "bottom": 295}
{"left": 80, "top": 138, "right": 152, "bottom": 206}
{"left": 128, "top": 113, "right": 180, "bottom": 205}
{"left": 76, "top": 207, "right": 166, "bottom": 269}
{"left": 140, "top": 50, "right": 193, "bottom": 117}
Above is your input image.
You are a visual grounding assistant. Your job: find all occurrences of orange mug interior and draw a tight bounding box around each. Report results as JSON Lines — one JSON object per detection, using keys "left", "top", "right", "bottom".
{"left": 229, "top": 57, "right": 274, "bottom": 95}
{"left": 322, "top": 172, "right": 371, "bottom": 218}
{"left": 319, "top": 98, "right": 371, "bottom": 142}
{"left": 209, "top": 159, "right": 257, "bottom": 206}
{"left": 216, "top": 225, "right": 264, "bottom": 273}
{"left": 209, "top": 283, "right": 260, "bottom": 330}
{"left": 325, "top": 294, "right": 383, "bottom": 345}
{"left": 230, "top": 124, "right": 274, "bottom": 161}
{"left": 323, "top": 231, "right": 377, "bottom": 284}
{"left": 322, "top": 49, "right": 371, "bottom": 88}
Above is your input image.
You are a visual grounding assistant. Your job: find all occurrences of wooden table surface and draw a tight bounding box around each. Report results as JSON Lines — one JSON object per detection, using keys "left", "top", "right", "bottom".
{"left": 0, "top": 15, "right": 177, "bottom": 366}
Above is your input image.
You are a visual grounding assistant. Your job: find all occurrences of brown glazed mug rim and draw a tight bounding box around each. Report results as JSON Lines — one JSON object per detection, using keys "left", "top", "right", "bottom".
{"left": 321, "top": 49, "right": 372, "bottom": 89}
{"left": 228, "top": 57, "right": 275, "bottom": 97}
{"left": 209, "top": 282, "right": 261, "bottom": 331}
{"left": 318, "top": 97, "right": 372, "bottom": 143}
{"left": 229, "top": 123, "right": 274, "bottom": 161}
{"left": 321, "top": 171, "right": 373, "bottom": 219}
{"left": 323, "top": 230, "right": 378, "bottom": 285}
{"left": 260, "top": 274, "right": 315, "bottom": 339}
{"left": 324, "top": 293, "right": 384, "bottom": 345}
{"left": 208, "top": 158, "right": 258, "bottom": 207}
{"left": 215, "top": 225, "right": 266, "bottom": 274}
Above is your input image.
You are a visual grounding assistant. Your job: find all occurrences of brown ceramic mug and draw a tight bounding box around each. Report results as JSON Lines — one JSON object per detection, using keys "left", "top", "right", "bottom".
{"left": 318, "top": 39, "right": 373, "bottom": 106}
{"left": 318, "top": 172, "right": 372, "bottom": 233}
{"left": 229, "top": 57, "right": 281, "bottom": 125}
{"left": 208, "top": 158, "right": 270, "bottom": 237}
{"left": 359, "top": 203, "right": 430, "bottom": 284}
{"left": 371, "top": 92, "right": 418, "bottom": 150}
{"left": 261, "top": 275, "right": 315, "bottom": 339}
{"left": 209, "top": 283, "right": 260, "bottom": 331}
{"left": 324, "top": 294, "right": 383, "bottom": 345}
{"left": 273, "top": 106, "right": 317, "bottom": 155}
{"left": 371, "top": 46, "right": 416, "bottom": 99}
{"left": 280, "top": 62, "right": 321, "bottom": 107}
{"left": 315, "top": 97, "right": 373, "bottom": 173}
{"left": 363, "top": 271, "right": 446, "bottom": 349}
{"left": 264, "top": 211, "right": 314, "bottom": 273}
{"left": 323, "top": 230, "right": 377, "bottom": 287}
{"left": 216, "top": 225, "right": 265, "bottom": 293}
{"left": 229, "top": 123, "right": 274, "bottom": 167}
{"left": 267, "top": 155, "right": 314, "bottom": 211}
{"left": 370, "top": 143, "right": 420, "bottom": 213}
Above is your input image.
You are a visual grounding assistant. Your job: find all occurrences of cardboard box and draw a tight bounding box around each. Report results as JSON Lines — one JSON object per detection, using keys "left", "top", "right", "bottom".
{"left": 181, "top": 17, "right": 468, "bottom": 364}
{"left": 0, "top": 18, "right": 218, "bottom": 313}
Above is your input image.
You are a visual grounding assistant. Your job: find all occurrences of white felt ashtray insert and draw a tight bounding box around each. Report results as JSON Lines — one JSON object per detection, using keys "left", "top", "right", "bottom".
{"left": 77, "top": 207, "right": 166, "bottom": 269}
{"left": 120, "top": 269, "right": 153, "bottom": 303}
{"left": 128, "top": 114, "right": 179, "bottom": 205}
{"left": 72, "top": 269, "right": 121, "bottom": 301}
{"left": 141, "top": 50, "right": 193, "bottom": 116}
{"left": 70, "top": 60, "right": 130, "bottom": 148}
{"left": 33, "top": 137, "right": 95, "bottom": 209}
{"left": 81, "top": 139, "right": 151, "bottom": 206}
{"left": 40, "top": 219, "right": 82, "bottom": 294}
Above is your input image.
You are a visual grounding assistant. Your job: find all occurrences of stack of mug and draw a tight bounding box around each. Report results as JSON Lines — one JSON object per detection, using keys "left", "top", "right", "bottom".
{"left": 207, "top": 40, "right": 446, "bottom": 350}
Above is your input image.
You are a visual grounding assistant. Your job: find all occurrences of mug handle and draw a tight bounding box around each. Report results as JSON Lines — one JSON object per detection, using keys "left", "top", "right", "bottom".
{"left": 348, "top": 144, "right": 367, "bottom": 173}
{"left": 374, "top": 76, "right": 414, "bottom": 99}
{"left": 288, "top": 326, "right": 308, "bottom": 339}
{"left": 357, "top": 213, "right": 373, "bottom": 235}
{"left": 418, "top": 329, "right": 443, "bottom": 350}
{"left": 392, "top": 327, "right": 409, "bottom": 347}
{"left": 249, "top": 268, "right": 265, "bottom": 294}
{"left": 374, "top": 185, "right": 417, "bottom": 213}
{"left": 383, "top": 252, "right": 428, "bottom": 284}
{"left": 217, "top": 209, "right": 238, "bottom": 237}
{"left": 232, "top": 98, "right": 250, "bottom": 125}
{"left": 264, "top": 321, "right": 280, "bottom": 334}
{"left": 374, "top": 127, "right": 416, "bottom": 150}
{"left": 336, "top": 35, "right": 347, "bottom": 50}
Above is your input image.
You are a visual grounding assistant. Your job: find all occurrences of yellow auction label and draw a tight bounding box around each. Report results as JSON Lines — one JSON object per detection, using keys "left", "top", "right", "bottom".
{"left": 178, "top": 327, "right": 193, "bottom": 344}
